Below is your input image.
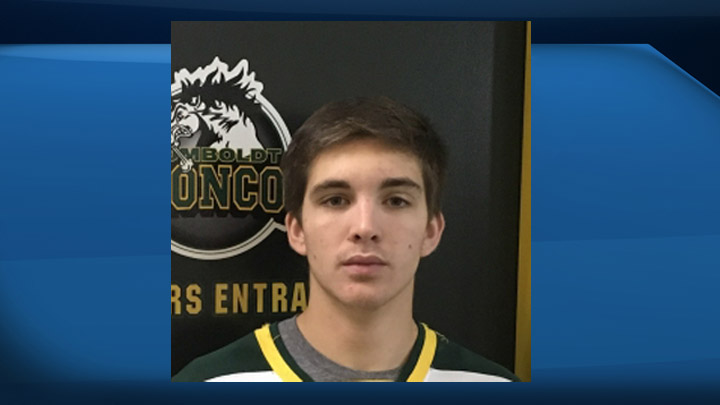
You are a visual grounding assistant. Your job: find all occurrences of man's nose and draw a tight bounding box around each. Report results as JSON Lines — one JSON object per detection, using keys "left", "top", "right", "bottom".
{"left": 350, "top": 198, "right": 381, "bottom": 243}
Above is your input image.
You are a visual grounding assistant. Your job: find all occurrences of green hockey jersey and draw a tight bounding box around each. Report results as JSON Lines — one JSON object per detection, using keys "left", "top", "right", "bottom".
{"left": 172, "top": 322, "right": 520, "bottom": 382}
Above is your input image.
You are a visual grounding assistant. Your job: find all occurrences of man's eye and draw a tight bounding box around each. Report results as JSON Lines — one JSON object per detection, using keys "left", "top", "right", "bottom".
{"left": 322, "top": 196, "right": 348, "bottom": 207}
{"left": 386, "top": 197, "right": 410, "bottom": 208}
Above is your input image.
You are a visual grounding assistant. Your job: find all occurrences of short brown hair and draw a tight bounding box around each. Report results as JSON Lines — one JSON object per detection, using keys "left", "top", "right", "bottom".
{"left": 281, "top": 96, "right": 447, "bottom": 220}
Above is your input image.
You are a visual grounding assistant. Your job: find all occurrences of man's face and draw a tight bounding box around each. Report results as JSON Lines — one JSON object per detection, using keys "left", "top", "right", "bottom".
{"left": 286, "top": 138, "right": 444, "bottom": 310}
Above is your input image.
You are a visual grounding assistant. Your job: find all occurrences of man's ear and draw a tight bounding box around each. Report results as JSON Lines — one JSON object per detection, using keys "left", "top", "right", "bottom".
{"left": 421, "top": 212, "right": 445, "bottom": 257}
{"left": 285, "top": 212, "right": 307, "bottom": 256}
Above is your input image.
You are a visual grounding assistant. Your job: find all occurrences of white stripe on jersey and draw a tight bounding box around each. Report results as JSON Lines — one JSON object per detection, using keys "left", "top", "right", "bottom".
{"left": 206, "top": 370, "right": 283, "bottom": 382}
{"left": 424, "top": 368, "right": 512, "bottom": 382}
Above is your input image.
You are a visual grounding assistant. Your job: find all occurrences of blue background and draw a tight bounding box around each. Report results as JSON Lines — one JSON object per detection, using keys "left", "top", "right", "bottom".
{"left": 1, "top": 1, "right": 720, "bottom": 402}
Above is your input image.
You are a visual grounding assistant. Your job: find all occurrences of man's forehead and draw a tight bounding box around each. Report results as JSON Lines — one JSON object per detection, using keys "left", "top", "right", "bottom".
{"left": 305, "top": 141, "right": 424, "bottom": 190}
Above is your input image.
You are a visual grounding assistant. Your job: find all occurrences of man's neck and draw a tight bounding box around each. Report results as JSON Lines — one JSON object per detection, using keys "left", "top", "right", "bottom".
{"left": 296, "top": 286, "right": 418, "bottom": 372}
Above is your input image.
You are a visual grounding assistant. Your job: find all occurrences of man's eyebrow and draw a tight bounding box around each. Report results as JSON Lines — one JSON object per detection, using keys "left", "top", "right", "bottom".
{"left": 309, "top": 177, "right": 422, "bottom": 195}
{"left": 381, "top": 177, "right": 422, "bottom": 191}
{"left": 309, "top": 179, "right": 351, "bottom": 195}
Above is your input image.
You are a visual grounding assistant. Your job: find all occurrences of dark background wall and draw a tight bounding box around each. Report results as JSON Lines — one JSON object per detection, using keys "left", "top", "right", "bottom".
{"left": 171, "top": 21, "right": 526, "bottom": 376}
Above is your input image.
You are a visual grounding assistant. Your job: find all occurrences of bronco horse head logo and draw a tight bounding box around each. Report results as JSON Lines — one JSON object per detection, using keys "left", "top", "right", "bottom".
{"left": 171, "top": 56, "right": 291, "bottom": 259}
{"left": 171, "top": 57, "right": 266, "bottom": 172}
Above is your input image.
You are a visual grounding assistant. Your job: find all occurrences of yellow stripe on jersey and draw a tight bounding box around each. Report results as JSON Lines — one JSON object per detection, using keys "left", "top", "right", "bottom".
{"left": 406, "top": 324, "right": 437, "bottom": 382}
{"left": 255, "top": 324, "right": 302, "bottom": 382}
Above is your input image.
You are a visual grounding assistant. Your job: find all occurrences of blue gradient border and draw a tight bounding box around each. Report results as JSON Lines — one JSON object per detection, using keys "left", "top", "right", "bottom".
{"left": 1, "top": 4, "right": 720, "bottom": 402}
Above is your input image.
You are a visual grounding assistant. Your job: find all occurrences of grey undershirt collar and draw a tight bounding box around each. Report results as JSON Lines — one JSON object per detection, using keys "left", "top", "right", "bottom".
{"left": 277, "top": 315, "right": 401, "bottom": 382}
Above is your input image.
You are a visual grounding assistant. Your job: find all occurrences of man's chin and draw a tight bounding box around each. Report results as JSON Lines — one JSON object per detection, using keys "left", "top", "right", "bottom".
{"left": 340, "top": 297, "right": 386, "bottom": 312}
{"left": 313, "top": 279, "right": 411, "bottom": 312}
{"left": 336, "top": 287, "right": 392, "bottom": 311}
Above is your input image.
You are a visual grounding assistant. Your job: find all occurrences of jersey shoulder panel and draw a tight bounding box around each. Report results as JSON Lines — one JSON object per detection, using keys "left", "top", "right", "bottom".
{"left": 430, "top": 331, "right": 521, "bottom": 382}
{"left": 172, "top": 330, "right": 270, "bottom": 382}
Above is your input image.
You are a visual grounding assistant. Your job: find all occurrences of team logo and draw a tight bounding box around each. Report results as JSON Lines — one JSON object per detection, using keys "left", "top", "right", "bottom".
{"left": 171, "top": 57, "right": 290, "bottom": 260}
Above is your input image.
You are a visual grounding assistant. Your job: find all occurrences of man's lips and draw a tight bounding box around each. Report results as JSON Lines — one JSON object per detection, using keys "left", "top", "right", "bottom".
{"left": 341, "top": 256, "right": 387, "bottom": 279}
{"left": 342, "top": 255, "right": 388, "bottom": 266}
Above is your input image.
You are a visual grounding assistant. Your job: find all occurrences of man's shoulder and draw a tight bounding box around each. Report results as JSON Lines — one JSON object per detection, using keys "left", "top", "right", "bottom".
{"left": 172, "top": 326, "right": 275, "bottom": 382}
{"left": 428, "top": 329, "right": 521, "bottom": 382}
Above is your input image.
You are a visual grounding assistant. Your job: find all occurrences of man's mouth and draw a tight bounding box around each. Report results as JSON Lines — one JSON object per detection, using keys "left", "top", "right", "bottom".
{"left": 341, "top": 255, "right": 388, "bottom": 278}
{"left": 342, "top": 255, "right": 388, "bottom": 266}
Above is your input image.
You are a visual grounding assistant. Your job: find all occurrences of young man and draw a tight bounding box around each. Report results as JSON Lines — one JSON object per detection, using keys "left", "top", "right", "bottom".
{"left": 172, "top": 97, "right": 520, "bottom": 382}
